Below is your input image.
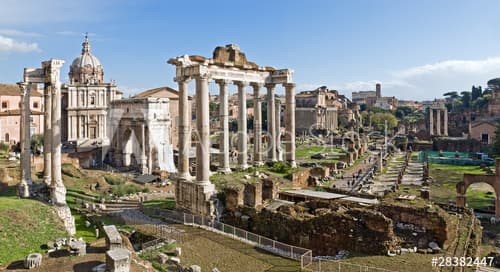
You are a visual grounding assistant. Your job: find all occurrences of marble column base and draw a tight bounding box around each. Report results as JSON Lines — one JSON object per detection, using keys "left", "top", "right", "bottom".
{"left": 18, "top": 183, "right": 29, "bottom": 198}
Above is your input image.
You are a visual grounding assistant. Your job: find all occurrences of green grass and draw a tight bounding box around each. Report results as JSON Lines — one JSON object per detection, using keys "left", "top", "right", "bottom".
{"left": 73, "top": 213, "right": 98, "bottom": 243}
{"left": 142, "top": 197, "right": 176, "bottom": 210}
{"left": 295, "top": 145, "right": 344, "bottom": 159}
{"left": 0, "top": 189, "right": 67, "bottom": 264}
{"left": 429, "top": 163, "right": 494, "bottom": 209}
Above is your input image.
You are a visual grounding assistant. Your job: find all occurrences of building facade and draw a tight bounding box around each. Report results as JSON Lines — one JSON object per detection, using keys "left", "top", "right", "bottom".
{"left": 62, "top": 35, "right": 122, "bottom": 146}
{"left": 0, "top": 84, "right": 44, "bottom": 144}
{"left": 107, "top": 97, "right": 176, "bottom": 174}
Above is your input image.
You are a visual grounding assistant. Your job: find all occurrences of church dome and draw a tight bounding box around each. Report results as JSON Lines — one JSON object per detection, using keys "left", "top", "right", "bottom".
{"left": 69, "top": 34, "right": 104, "bottom": 84}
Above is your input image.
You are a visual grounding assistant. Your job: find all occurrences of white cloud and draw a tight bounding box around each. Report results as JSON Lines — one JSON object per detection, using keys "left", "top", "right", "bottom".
{"left": 56, "top": 31, "right": 97, "bottom": 37}
{"left": 0, "top": 29, "right": 42, "bottom": 37}
{"left": 0, "top": 35, "right": 40, "bottom": 53}
{"left": 330, "top": 57, "right": 500, "bottom": 101}
{"left": 393, "top": 57, "right": 500, "bottom": 79}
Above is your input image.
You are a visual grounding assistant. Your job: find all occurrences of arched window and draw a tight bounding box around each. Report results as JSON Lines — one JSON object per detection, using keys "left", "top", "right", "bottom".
{"left": 4, "top": 133, "right": 9, "bottom": 142}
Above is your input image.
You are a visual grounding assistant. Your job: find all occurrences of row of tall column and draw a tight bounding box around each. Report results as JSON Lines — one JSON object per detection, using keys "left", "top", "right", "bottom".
{"left": 429, "top": 108, "right": 448, "bottom": 136}
{"left": 18, "top": 60, "right": 67, "bottom": 206}
{"left": 176, "top": 76, "right": 296, "bottom": 183}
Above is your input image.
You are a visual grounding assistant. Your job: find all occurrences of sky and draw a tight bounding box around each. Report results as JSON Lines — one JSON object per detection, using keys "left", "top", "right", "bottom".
{"left": 1, "top": 0, "right": 500, "bottom": 100}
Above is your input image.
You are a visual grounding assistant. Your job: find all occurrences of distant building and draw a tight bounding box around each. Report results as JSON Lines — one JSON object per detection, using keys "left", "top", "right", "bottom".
{"left": 469, "top": 117, "right": 500, "bottom": 145}
{"left": 295, "top": 86, "right": 360, "bottom": 133}
{"left": 397, "top": 100, "right": 422, "bottom": 110}
{"left": 0, "top": 84, "right": 44, "bottom": 144}
{"left": 62, "top": 35, "right": 122, "bottom": 146}
{"left": 352, "top": 83, "right": 397, "bottom": 110}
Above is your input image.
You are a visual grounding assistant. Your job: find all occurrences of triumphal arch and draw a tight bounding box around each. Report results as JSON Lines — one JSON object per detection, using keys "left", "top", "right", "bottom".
{"left": 168, "top": 44, "right": 296, "bottom": 216}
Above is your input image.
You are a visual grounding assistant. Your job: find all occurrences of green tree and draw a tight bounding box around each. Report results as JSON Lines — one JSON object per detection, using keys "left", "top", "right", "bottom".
{"left": 460, "top": 91, "right": 471, "bottom": 108}
{"left": 30, "top": 134, "right": 44, "bottom": 155}
{"left": 492, "top": 124, "right": 500, "bottom": 157}
{"left": 370, "top": 112, "right": 398, "bottom": 132}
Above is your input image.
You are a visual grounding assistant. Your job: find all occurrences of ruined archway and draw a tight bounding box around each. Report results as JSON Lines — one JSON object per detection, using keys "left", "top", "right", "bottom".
{"left": 457, "top": 162, "right": 500, "bottom": 218}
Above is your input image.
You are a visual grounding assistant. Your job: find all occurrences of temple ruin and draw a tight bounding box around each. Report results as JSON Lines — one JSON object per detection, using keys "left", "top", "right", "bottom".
{"left": 168, "top": 44, "right": 296, "bottom": 216}
{"left": 19, "top": 59, "right": 76, "bottom": 235}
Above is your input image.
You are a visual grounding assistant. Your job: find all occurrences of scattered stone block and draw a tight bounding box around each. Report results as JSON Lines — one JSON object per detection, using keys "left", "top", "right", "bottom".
{"left": 68, "top": 237, "right": 87, "bottom": 256}
{"left": 24, "top": 253, "right": 42, "bottom": 269}
{"left": 157, "top": 253, "right": 169, "bottom": 264}
{"left": 106, "top": 248, "right": 131, "bottom": 272}
{"left": 190, "top": 265, "right": 201, "bottom": 272}
{"left": 169, "top": 257, "right": 180, "bottom": 265}
{"left": 175, "top": 247, "right": 182, "bottom": 257}
{"left": 103, "top": 225, "right": 123, "bottom": 250}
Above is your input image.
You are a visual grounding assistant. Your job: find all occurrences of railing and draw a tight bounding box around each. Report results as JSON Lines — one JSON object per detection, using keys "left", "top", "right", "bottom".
{"left": 143, "top": 207, "right": 314, "bottom": 269}
{"left": 121, "top": 215, "right": 184, "bottom": 243}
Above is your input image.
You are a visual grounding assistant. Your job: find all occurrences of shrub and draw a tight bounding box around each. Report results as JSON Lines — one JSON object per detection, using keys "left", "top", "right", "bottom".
{"left": 271, "top": 161, "right": 291, "bottom": 174}
{"left": 104, "top": 175, "right": 125, "bottom": 185}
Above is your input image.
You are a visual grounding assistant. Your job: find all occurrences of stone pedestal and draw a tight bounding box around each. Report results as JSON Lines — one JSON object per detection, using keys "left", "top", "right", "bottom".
{"left": 175, "top": 180, "right": 216, "bottom": 217}
{"left": 106, "top": 248, "right": 131, "bottom": 272}
{"left": 24, "top": 253, "right": 42, "bottom": 269}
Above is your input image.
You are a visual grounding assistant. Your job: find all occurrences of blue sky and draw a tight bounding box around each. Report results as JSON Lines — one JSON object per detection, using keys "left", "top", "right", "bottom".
{"left": 1, "top": 0, "right": 500, "bottom": 100}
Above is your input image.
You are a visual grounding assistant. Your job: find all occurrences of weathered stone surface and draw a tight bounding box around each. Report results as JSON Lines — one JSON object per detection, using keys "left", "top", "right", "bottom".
{"left": 103, "top": 225, "right": 123, "bottom": 250}
{"left": 24, "top": 253, "right": 42, "bottom": 269}
{"left": 106, "top": 248, "right": 130, "bottom": 272}
{"left": 68, "top": 237, "right": 86, "bottom": 256}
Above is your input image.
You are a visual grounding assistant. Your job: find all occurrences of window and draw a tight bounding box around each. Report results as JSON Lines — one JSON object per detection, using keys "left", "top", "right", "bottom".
{"left": 81, "top": 94, "right": 85, "bottom": 106}
{"left": 90, "top": 96, "right": 95, "bottom": 105}
{"left": 4, "top": 133, "right": 9, "bottom": 142}
{"left": 1, "top": 102, "right": 7, "bottom": 109}
{"left": 481, "top": 133, "right": 489, "bottom": 144}
{"left": 33, "top": 102, "right": 39, "bottom": 108}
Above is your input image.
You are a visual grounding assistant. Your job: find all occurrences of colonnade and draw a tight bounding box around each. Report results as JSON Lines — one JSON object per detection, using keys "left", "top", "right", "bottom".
{"left": 429, "top": 107, "right": 448, "bottom": 136}
{"left": 18, "top": 59, "right": 67, "bottom": 205}
{"left": 175, "top": 77, "right": 296, "bottom": 183}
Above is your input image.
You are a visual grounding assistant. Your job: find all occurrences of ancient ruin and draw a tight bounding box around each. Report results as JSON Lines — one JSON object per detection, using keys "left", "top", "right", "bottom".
{"left": 428, "top": 99, "right": 448, "bottom": 136}
{"left": 457, "top": 158, "right": 500, "bottom": 217}
{"left": 19, "top": 59, "right": 76, "bottom": 235}
{"left": 169, "top": 44, "right": 296, "bottom": 216}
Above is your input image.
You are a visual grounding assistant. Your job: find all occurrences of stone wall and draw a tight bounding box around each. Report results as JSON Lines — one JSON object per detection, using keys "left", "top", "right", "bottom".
{"left": 224, "top": 201, "right": 454, "bottom": 256}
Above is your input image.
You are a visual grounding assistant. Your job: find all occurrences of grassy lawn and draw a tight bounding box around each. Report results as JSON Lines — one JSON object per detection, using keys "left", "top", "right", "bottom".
{"left": 142, "top": 197, "right": 176, "bottom": 210}
{"left": 174, "top": 225, "right": 300, "bottom": 272}
{"left": 295, "top": 145, "right": 344, "bottom": 159}
{"left": 0, "top": 187, "right": 67, "bottom": 265}
{"left": 429, "top": 163, "right": 494, "bottom": 209}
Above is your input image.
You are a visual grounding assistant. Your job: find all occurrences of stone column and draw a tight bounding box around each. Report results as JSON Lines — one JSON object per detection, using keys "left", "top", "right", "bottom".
{"left": 251, "top": 83, "right": 263, "bottom": 166}
{"left": 18, "top": 82, "right": 30, "bottom": 197}
{"left": 195, "top": 74, "right": 211, "bottom": 184}
{"left": 235, "top": 81, "right": 249, "bottom": 170}
{"left": 436, "top": 109, "right": 441, "bottom": 136}
{"left": 443, "top": 109, "right": 448, "bottom": 136}
{"left": 46, "top": 59, "right": 66, "bottom": 205}
{"left": 216, "top": 79, "right": 231, "bottom": 173}
{"left": 275, "top": 99, "right": 282, "bottom": 161}
{"left": 141, "top": 124, "right": 148, "bottom": 174}
{"left": 176, "top": 77, "right": 192, "bottom": 180}
{"left": 266, "top": 83, "right": 277, "bottom": 162}
{"left": 429, "top": 108, "right": 434, "bottom": 136}
{"left": 43, "top": 83, "right": 52, "bottom": 185}
{"left": 284, "top": 83, "right": 296, "bottom": 167}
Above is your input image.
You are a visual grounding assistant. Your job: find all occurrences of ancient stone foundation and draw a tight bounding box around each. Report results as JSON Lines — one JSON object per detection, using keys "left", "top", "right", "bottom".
{"left": 175, "top": 180, "right": 216, "bottom": 217}
{"left": 225, "top": 201, "right": 454, "bottom": 256}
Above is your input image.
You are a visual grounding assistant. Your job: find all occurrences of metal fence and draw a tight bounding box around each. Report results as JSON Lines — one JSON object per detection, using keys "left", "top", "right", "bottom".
{"left": 143, "top": 207, "right": 314, "bottom": 269}
{"left": 121, "top": 215, "right": 184, "bottom": 243}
